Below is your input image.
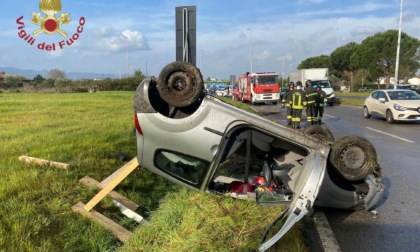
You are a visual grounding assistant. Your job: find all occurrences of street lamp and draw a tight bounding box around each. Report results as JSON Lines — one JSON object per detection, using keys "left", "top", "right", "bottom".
{"left": 247, "top": 28, "right": 253, "bottom": 73}
{"left": 394, "top": 0, "right": 403, "bottom": 90}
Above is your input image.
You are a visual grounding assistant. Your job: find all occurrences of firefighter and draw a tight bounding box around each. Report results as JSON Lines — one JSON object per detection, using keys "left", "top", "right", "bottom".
{"left": 281, "top": 82, "right": 295, "bottom": 125}
{"left": 305, "top": 80, "right": 317, "bottom": 125}
{"left": 314, "top": 85, "right": 327, "bottom": 125}
{"left": 287, "top": 81, "right": 307, "bottom": 129}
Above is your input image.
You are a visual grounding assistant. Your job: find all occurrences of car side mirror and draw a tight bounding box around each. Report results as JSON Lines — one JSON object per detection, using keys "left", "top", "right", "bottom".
{"left": 379, "top": 98, "right": 386, "bottom": 103}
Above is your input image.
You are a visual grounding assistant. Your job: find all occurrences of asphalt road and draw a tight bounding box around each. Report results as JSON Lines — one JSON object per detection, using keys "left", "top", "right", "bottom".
{"left": 253, "top": 102, "right": 420, "bottom": 252}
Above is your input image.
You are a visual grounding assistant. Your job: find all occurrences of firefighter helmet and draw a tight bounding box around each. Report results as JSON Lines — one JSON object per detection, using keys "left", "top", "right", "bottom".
{"left": 289, "top": 82, "right": 295, "bottom": 88}
{"left": 306, "top": 80, "right": 312, "bottom": 87}
{"left": 296, "top": 81, "right": 302, "bottom": 87}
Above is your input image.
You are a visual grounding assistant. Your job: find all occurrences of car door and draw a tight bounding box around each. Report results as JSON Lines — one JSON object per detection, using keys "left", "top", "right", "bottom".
{"left": 375, "top": 91, "right": 389, "bottom": 117}
{"left": 202, "top": 123, "right": 328, "bottom": 251}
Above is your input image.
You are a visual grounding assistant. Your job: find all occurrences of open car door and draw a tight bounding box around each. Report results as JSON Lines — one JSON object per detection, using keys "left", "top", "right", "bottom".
{"left": 204, "top": 124, "right": 328, "bottom": 251}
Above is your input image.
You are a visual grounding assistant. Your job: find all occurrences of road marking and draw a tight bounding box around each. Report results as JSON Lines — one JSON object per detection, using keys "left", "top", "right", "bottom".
{"left": 324, "top": 114, "right": 338, "bottom": 119}
{"left": 366, "top": 127, "right": 414, "bottom": 143}
{"left": 313, "top": 210, "right": 341, "bottom": 252}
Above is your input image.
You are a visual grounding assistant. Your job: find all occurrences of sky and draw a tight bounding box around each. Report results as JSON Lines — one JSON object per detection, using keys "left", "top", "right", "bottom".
{"left": 1, "top": 0, "right": 419, "bottom": 80}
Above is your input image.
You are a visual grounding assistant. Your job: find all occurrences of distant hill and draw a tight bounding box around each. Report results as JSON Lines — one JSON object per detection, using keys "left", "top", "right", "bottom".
{"left": 0, "top": 66, "right": 119, "bottom": 80}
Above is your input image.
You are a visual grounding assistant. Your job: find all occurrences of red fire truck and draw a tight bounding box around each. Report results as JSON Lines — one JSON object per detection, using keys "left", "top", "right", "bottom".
{"left": 233, "top": 72, "right": 280, "bottom": 104}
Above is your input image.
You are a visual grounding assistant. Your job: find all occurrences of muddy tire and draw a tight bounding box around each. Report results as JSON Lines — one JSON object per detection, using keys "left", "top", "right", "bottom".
{"left": 329, "top": 135, "right": 381, "bottom": 181}
{"left": 386, "top": 109, "right": 394, "bottom": 124}
{"left": 303, "top": 125, "right": 335, "bottom": 142}
{"left": 157, "top": 61, "right": 203, "bottom": 107}
{"left": 363, "top": 106, "right": 371, "bottom": 118}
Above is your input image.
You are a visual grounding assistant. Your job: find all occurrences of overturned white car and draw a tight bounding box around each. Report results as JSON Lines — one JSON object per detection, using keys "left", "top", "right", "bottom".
{"left": 134, "top": 61, "right": 384, "bottom": 251}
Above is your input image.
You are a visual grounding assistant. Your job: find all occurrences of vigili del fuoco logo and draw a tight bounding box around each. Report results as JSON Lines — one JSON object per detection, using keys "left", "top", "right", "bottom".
{"left": 16, "top": 0, "right": 86, "bottom": 51}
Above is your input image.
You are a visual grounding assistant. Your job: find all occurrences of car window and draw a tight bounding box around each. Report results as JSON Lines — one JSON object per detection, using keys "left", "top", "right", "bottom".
{"left": 371, "top": 91, "right": 379, "bottom": 99}
{"left": 377, "top": 91, "right": 388, "bottom": 101}
{"left": 387, "top": 91, "right": 418, "bottom": 100}
{"left": 154, "top": 150, "right": 209, "bottom": 186}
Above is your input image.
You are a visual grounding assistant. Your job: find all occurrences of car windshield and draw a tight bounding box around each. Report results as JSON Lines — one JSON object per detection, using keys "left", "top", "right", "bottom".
{"left": 311, "top": 80, "right": 331, "bottom": 88}
{"left": 387, "top": 91, "right": 420, "bottom": 100}
{"left": 256, "top": 76, "right": 277, "bottom": 85}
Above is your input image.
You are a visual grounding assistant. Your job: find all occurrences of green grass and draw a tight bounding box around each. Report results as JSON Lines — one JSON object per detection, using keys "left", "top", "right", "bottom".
{"left": 0, "top": 92, "right": 308, "bottom": 252}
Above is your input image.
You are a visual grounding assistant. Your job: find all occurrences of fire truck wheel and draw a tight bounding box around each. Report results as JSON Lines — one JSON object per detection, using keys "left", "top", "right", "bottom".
{"left": 303, "top": 125, "right": 335, "bottom": 142}
{"left": 329, "top": 135, "right": 381, "bottom": 181}
{"left": 157, "top": 61, "right": 204, "bottom": 107}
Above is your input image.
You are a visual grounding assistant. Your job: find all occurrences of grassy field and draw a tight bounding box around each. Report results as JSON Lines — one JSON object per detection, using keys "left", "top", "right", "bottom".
{"left": 0, "top": 92, "right": 308, "bottom": 252}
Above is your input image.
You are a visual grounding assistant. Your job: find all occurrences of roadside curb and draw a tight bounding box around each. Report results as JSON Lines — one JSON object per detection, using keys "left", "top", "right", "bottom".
{"left": 313, "top": 209, "right": 341, "bottom": 252}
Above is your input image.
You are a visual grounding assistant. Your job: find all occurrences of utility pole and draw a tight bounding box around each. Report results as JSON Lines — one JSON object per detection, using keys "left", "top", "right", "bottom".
{"left": 394, "top": 0, "right": 403, "bottom": 90}
{"left": 247, "top": 28, "right": 253, "bottom": 73}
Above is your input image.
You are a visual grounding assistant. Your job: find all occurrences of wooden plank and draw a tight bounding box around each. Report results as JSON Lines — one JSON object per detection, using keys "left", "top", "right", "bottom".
{"left": 80, "top": 176, "right": 140, "bottom": 212}
{"left": 72, "top": 202, "right": 133, "bottom": 243}
{"left": 18, "top": 155, "right": 70, "bottom": 170}
{"left": 83, "top": 158, "right": 139, "bottom": 212}
{"left": 99, "top": 157, "right": 140, "bottom": 188}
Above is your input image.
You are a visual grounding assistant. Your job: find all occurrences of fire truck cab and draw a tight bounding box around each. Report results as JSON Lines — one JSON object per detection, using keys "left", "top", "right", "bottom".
{"left": 235, "top": 72, "right": 280, "bottom": 105}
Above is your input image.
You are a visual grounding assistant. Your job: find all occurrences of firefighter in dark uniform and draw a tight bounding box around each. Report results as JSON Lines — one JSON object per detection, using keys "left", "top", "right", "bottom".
{"left": 287, "top": 81, "right": 307, "bottom": 129}
{"left": 305, "top": 80, "right": 317, "bottom": 125}
{"left": 281, "top": 82, "right": 294, "bottom": 125}
{"left": 314, "top": 85, "right": 327, "bottom": 125}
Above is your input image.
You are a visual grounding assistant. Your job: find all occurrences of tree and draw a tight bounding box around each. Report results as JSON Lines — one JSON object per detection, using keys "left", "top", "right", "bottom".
{"left": 48, "top": 69, "right": 66, "bottom": 80}
{"left": 33, "top": 74, "right": 45, "bottom": 83}
{"left": 351, "top": 30, "right": 420, "bottom": 87}
{"left": 5, "top": 74, "right": 26, "bottom": 88}
{"left": 134, "top": 69, "right": 146, "bottom": 78}
{"left": 331, "top": 42, "right": 360, "bottom": 91}
{"left": 297, "top": 55, "right": 331, "bottom": 69}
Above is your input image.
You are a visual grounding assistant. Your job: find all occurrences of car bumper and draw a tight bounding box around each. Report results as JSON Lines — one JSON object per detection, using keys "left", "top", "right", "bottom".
{"left": 392, "top": 109, "right": 420, "bottom": 121}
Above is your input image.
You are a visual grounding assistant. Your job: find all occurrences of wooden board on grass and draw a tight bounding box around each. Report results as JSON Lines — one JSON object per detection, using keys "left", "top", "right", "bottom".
{"left": 72, "top": 202, "right": 133, "bottom": 243}
{"left": 80, "top": 176, "right": 140, "bottom": 212}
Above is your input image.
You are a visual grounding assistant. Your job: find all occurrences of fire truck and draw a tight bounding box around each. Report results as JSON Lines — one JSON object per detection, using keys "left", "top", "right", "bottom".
{"left": 233, "top": 72, "right": 280, "bottom": 104}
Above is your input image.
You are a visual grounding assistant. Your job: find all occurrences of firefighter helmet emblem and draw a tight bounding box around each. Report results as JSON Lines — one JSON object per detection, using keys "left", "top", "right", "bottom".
{"left": 30, "top": 0, "right": 71, "bottom": 36}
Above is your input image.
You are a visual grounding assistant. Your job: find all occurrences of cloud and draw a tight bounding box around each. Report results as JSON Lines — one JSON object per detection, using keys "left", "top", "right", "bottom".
{"left": 94, "top": 26, "right": 115, "bottom": 37}
{"left": 48, "top": 50, "right": 64, "bottom": 57}
{"left": 254, "top": 50, "right": 271, "bottom": 60}
{"left": 97, "top": 29, "right": 150, "bottom": 53}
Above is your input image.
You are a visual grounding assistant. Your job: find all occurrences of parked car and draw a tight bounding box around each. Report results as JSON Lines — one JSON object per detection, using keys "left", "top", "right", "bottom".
{"left": 134, "top": 61, "right": 384, "bottom": 251}
{"left": 363, "top": 89, "right": 420, "bottom": 123}
{"left": 387, "top": 84, "right": 412, "bottom": 90}
{"left": 358, "top": 87, "right": 372, "bottom": 92}
{"left": 280, "top": 87, "right": 288, "bottom": 99}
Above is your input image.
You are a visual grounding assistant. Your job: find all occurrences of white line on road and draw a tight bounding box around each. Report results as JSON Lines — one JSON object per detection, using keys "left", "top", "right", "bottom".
{"left": 324, "top": 114, "right": 338, "bottom": 119}
{"left": 366, "top": 127, "right": 415, "bottom": 143}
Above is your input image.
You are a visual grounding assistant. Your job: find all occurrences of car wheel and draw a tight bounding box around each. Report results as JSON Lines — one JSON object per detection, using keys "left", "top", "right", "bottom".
{"left": 157, "top": 61, "right": 204, "bottom": 107}
{"left": 303, "top": 125, "right": 335, "bottom": 142}
{"left": 386, "top": 109, "right": 394, "bottom": 124}
{"left": 363, "top": 106, "right": 371, "bottom": 118}
{"left": 329, "top": 135, "right": 381, "bottom": 181}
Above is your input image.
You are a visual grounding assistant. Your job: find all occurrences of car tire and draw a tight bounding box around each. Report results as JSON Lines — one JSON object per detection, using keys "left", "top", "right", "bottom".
{"left": 329, "top": 135, "right": 381, "bottom": 181}
{"left": 157, "top": 61, "right": 204, "bottom": 107}
{"left": 363, "top": 106, "right": 371, "bottom": 118}
{"left": 386, "top": 109, "right": 394, "bottom": 124}
{"left": 303, "top": 125, "right": 335, "bottom": 142}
